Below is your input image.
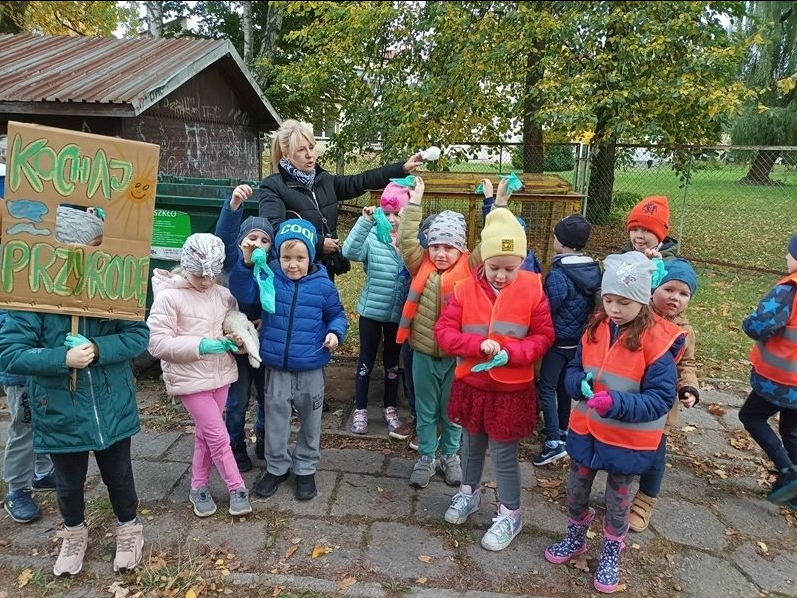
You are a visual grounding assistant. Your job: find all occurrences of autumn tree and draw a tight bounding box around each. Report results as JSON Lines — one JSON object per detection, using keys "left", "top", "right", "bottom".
{"left": 0, "top": 1, "right": 136, "bottom": 36}
{"left": 731, "top": 1, "right": 797, "bottom": 185}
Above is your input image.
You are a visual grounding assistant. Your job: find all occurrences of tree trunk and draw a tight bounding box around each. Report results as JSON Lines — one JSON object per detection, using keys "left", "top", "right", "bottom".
{"left": 242, "top": 1, "right": 253, "bottom": 65}
{"left": 521, "top": 8, "right": 545, "bottom": 173}
{"left": 586, "top": 137, "right": 617, "bottom": 223}
{"left": 0, "top": 1, "right": 29, "bottom": 34}
{"left": 145, "top": 1, "right": 163, "bottom": 39}
{"left": 739, "top": 149, "right": 781, "bottom": 184}
{"left": 257, "top": 1, "right": 283, "bottom": 65}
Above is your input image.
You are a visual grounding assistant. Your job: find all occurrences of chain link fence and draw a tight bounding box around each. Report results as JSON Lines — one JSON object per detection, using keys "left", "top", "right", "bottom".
{"left": 331, "top": 142, "right": 797, "bottom": 275}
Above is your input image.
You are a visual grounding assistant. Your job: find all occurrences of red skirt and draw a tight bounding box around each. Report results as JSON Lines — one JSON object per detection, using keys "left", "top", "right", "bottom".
{"left": 447, "top": 378, "right": 537, "bottom": 443}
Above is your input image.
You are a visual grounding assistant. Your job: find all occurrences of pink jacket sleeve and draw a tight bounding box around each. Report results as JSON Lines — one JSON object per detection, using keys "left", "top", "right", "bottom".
{"left": 146, "top": 291, "right": 203, "bottom": 364}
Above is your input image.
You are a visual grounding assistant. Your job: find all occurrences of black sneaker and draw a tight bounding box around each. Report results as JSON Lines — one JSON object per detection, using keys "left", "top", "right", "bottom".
{"left": 232, "top": 444, "right": 252, "bottom": 473}
{"left": 768, "top": 466, "right": 797, "bottom": 504}
{"left": 295, "top": 474, "right": 317, "bottom": 501}
{"left": 533, "top": 442, "right": 567, "bottom": 467}
{"left": 254, "top": 471, "right": 290, "bottom": 498}
{"left": 32, "top": 470, "right": 57, "bottom": 491}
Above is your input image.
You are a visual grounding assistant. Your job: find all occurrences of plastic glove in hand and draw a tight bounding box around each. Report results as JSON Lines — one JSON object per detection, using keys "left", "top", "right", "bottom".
{"left": 199, "top": 338, "right": 238, "bottom": 355}
{"left": 252, "top": 247, "right": 276, "bottom": 314}
{"left": 499, "top": 172, "right": 524, "bottom": 194}
{"left": 388, "top": 175, "right": 417, "bottom": 187}
{"left": 471, "top": 349, "right": 508, "bottom": 373}
{"left": 580, "top": 372, "right": 594, "bottom": 399}
{"left": 373, "top": 207, "right": 394, "bottom": 244}
{"left": 64, "top": 334, "right": 91, "bottom": 348}
{"left": 651, "top": 258, "right": 668, "bottom": 289}
{"left": 587, "top": 390, "right": 613, "bottom": 416}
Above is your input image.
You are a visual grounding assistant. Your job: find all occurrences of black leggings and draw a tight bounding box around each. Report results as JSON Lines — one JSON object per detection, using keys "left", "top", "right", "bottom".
{"left": 50, "top": 437, "right": 138, "bottom": 527}
{"left": 739, "top": 390, "right": 797, "bottom": 472}
{"left": 354, "top": 316, "right": 401, "bottom": 410}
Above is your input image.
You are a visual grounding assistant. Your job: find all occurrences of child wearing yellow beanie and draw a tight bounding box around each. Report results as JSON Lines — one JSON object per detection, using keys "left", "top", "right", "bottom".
{"left": 434, "top": 207, "right": 554, "bottom": 552}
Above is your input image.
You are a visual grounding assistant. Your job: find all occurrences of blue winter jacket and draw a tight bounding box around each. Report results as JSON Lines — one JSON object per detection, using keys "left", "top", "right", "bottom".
{"left": 0, "top": 310, "right": 26, "bottom": 387}
{"left": 228, "top": 259, "right": 348, "bottom": 372}
{"left": 0, "top": 311, "right": 148, "bottom": 454}
{"left": 544, "top": 254, "right": 602, "bottom": 346}
{"left": 341, "top": 216, "right": 409, "bottom": 323}
{"left": 563, "top": 321, "right": 684, "bottom": 475}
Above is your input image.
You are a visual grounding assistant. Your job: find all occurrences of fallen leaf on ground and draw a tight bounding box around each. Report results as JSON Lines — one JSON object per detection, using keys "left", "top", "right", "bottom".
{"left": 311, "top": 545, "right": 333, "bottom": 558}
{"left": 285, "top": 545, "right": 299, "bottom": 559}
{"left": 536, "top": 478, "right": 562, "bottom": 489}
{"left": 757, "top": 541, "right": 768, "bottom": 553}
{"left": 338, "top": 577, "right": 357, "bottom": 590}
{"left": 106, "top": 581, "right": 129, "bottom": 597}
{"left": 418, "top": 555, "right": 433, "bottom": 563}
{"left": 416, "top": 577, "right": 428, "bottom": 584}
{"left": 707, "top": 403, "right": 726, "bottom": 416}
{"left": 17, "top": 569, "right": 33, "bottom": 589}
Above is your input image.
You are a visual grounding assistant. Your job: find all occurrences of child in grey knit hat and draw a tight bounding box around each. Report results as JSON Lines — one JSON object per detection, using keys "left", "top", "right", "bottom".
{"left": 55, "top": 206, "right": 104, "bottom": 246}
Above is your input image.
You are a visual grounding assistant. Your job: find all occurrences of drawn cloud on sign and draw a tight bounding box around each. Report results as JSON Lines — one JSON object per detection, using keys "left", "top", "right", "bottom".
{"left": 7, "top": 199, "right": 49, "bottom": 222}
{"left": 7, "top": 223, "right": 51, "bottom": 236}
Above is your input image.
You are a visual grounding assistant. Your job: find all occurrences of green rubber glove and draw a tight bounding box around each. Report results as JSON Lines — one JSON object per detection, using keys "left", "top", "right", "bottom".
{"left": 199, "top": 338, "right": 237, "bottom": 354}
{"left": 471, "top": 349, "right": 508, "bottom": 373}
{"left": 373, "top": 207, "right": 394, "bottom": 244}
{"left": 499, "top": 172, "right": 523, "bottom": 194}
{"left": 580, "top": 372, "right": 594, "bottom": 399}
{"left": 388, "top": 175, "right": 417, "bottom": 187}
{"left": 64, "top": 334, "right": 91, "bottom": 348}
{"left": 252, "top": 247, "right": 276, "bottom": 314}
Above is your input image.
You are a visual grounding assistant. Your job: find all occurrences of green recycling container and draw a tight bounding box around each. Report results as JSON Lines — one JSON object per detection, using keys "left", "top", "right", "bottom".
{"left": 147, "top": 177, "right": 259, "bottom": 312}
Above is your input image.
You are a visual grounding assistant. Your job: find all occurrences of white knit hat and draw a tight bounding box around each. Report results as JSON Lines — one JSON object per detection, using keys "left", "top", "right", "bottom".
{"left": 180, "top": 233, "right": 225, "bottom": 278}
{"left": 55, "top": 206, "right": 104, "bottom": 245}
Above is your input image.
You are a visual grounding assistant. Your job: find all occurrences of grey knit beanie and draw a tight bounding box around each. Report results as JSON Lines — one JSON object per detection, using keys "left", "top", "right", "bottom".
{"left": 425, "top": 210, "right": 467, "bottom": 253}
{"left": 601, "top": 253, "right": 656, "bottom": 305}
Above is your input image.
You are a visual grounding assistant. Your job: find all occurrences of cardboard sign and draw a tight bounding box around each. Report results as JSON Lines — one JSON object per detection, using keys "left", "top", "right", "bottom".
{"left": 0, "top": 121, "right": 160, "bottom": 321}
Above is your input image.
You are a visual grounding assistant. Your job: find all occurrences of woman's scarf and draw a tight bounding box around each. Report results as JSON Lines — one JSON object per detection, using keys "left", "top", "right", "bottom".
{"left": 280, "top": 157, "right": 315, "bottom": 189}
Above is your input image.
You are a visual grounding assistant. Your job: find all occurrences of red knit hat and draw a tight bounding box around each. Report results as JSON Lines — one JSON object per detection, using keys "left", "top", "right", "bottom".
{"left": 626, "top": 195, "right": 670, "bottom": 242}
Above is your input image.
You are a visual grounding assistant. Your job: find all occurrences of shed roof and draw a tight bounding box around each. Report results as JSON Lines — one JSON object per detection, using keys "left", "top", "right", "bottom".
{"left": 0, "top": 33, "right": 281, "bottom": 128}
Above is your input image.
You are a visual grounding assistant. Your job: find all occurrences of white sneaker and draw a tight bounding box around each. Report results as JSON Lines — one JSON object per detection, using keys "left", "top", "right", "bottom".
{"left": 481, "top": 504, "right": 522, "bottom": 551}
{"left": 113, "top": 520, "right": 143, "bottom": 571}
{"left": 53, "top": 523, "right": 88, "bottom": 576}
{"left": 444, "top": 485, "right": 482, "bottom": 525}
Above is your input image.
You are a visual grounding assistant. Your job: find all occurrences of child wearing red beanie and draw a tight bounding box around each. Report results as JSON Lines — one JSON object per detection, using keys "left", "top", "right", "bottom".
{"left": 622, "top": 195, "right": 679, "bottom": 259}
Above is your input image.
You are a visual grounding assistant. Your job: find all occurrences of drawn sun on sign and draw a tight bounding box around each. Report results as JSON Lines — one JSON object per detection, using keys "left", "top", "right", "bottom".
{"left": 115, "top": 153, "right": 157, "bottom": 236}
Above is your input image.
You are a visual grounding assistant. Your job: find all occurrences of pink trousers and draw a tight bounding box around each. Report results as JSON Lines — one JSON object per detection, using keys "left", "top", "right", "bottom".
{"left": 180, "top": 385, "right": 244, "bottom": 492}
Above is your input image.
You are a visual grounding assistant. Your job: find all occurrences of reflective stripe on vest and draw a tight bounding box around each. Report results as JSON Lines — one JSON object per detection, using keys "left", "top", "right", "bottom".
{"left": 569, "top": 315, "right": 683, "bottom": 451}
{"left": 453, "top": 271, "right": 543, "bottom": 384}
{"left": 748, "top": 273, "right": 797, "bottom": 386}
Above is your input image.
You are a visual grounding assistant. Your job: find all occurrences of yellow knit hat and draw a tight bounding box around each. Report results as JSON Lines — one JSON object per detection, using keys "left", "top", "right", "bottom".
{"left": 480, "top": 208, "right": 527, "bottom": 260}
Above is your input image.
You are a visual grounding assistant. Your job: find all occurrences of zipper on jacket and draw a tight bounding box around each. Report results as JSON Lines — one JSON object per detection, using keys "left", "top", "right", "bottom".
{"left": 82, "top": 318, "right": 106, "bottom": 447}
{"left": 283, "top": 280, "right": 300, "bottom": 370}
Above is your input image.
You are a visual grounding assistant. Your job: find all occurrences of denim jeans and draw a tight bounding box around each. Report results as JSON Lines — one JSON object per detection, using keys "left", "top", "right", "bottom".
{"left": 224, "top": 353, "right": 265, "bottom": 446}
{"left": 638, "top": 434, "right": 668, "bottom": 497}
{"left": 537, "top": 346, "right": 576, "bottom": 443}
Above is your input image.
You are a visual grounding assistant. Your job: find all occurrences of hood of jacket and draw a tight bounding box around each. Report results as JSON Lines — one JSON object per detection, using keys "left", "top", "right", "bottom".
{"left": 151, "top": 268, "right": 194, "bottom": 296}
{"left": 552, "top": 254, "right": 602, "bottom": 297}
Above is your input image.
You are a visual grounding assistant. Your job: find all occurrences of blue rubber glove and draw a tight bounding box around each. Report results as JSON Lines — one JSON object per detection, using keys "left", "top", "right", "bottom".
{"left": 471, "top": 349, "right": 508, "bottom": 373}
{"left": 373, "top": 207, "right": 394, "bottom": 244}
{"left": 580, "top": 372, "right": 594, "bottom": 399}
{"left": 64, "top": 334, "right": 91, "bottom": 348}
{"left": 199, "top": 338, "right": 238, "bottom": 354}
{"left": 251, "top": 247, "right": 276, "bottom": 314}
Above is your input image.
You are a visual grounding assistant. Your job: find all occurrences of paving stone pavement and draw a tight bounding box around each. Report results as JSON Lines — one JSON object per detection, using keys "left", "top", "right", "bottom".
{"left": 0, "top": 360, "right": 795, "bottom": 597}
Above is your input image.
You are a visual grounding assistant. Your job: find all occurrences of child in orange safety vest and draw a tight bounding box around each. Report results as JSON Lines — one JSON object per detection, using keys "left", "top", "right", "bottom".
{"left": 434, "top": 207, "right": 554, "bottom": 552}
{"left": 544, "top": 251, "right": 685, "bottom": 594}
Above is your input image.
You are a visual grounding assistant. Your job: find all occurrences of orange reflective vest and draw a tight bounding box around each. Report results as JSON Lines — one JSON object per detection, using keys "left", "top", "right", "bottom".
{"left": 570, "top": 316, "right": 684, "bottom": 451}
{"left": 453, "top": 272, "right": 543, "bottom": 384}
{"left": 749, "top": 272, "right": 797, "bottom": 387}
{"left": 396, "top": 252, "right": 471, "bottom": 344}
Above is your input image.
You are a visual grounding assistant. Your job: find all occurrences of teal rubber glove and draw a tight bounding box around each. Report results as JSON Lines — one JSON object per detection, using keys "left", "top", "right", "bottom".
{"left": 388, "top": 175, "right": 417, "bottom": 187}
{"left": 252, "top": 247, "right": 276, "bottom": 314}
{"left": 64, "top": 334, "right": 91, "bottom": 348}
{"left": 199, "top": 338, "right": 237, "bottom": 354}
{"left": 373, "top": 207, "right": 394, "bottom": 244}
{"left": 471, "top": 349, "right": 508, "bottom": 373}
{"left": 651, "top": 257, "right": 667, "bottom": 289}
{"left": 474, "top": 182, "right": 484, "bottom": 194}
{"left": 580, "top": 372, "right": 594, "bottom": 399}
{"left": 499, "top": 172, "right": 523, "bottom": 194}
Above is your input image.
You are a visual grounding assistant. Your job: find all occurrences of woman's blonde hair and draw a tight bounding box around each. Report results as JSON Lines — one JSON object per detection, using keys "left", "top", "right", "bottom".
{"left": 271, "top": 119, "right": 315, "bottom": 172}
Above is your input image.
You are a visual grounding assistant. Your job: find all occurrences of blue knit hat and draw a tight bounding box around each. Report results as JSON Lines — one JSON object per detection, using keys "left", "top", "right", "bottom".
{"left": 657, "top": 257, "right": 698, "bottom": 296}
{"left": 237, "top": 216, "right": 273, "bottom": 246}
{"left": 275, "top": 218, "right": 317, "bottom": 262}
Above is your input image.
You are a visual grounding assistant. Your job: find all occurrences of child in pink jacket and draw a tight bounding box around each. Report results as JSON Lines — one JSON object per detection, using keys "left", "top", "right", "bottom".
{"left": 147, "top": 233, "right": 253, "bottom": 518}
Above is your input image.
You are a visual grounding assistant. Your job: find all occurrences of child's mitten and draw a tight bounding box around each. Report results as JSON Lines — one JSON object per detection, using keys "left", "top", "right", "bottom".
{"left": 587, "top": 390, "right": 613, "bottom": 416}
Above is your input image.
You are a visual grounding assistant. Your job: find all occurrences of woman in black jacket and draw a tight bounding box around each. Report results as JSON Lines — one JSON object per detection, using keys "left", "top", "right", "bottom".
{"left": 258, "top": 119, "right": 424, "bottom": 280}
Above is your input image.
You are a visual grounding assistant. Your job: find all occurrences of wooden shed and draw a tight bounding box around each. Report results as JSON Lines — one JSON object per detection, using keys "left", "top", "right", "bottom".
{"left": 0, "top": 33, "right": 280, "bottom": 180}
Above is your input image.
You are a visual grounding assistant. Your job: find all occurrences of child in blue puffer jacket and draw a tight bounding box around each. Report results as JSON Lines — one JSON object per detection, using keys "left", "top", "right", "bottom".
{"left": 342, "top": 182, "right": 411, "bottom": 437}
{"left": 228, "top": 218, "right": 348, "bottom": 503}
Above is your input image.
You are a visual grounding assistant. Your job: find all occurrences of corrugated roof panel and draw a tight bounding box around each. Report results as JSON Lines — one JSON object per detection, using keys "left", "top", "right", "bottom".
{"left": 0, "top": 34, "right": 225, "bottom": 107}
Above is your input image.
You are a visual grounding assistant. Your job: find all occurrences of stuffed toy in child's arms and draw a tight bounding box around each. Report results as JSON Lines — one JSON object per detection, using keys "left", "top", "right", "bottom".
{"left": 223, "top": 310, "right": 262, "bottom": 368}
